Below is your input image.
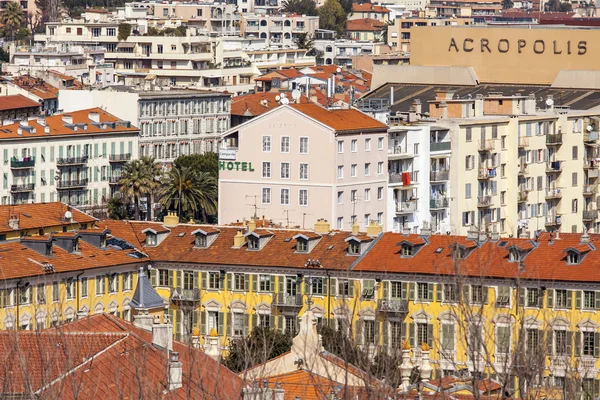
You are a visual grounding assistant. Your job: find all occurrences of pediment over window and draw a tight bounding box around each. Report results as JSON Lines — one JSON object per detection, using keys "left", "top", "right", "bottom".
{"left": 191, "top": 228, "right": 220, "bottom": 248}
{"left": 203, "top": 299, "right": 223, "bottom": 310}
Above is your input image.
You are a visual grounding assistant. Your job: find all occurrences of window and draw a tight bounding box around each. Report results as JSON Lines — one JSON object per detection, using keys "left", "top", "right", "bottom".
{"left": 338, "top": 280, "right": 352, "bottom": 296}
{"left": 364, "top": 163, "right": 370, "bottom": 176}
{"left": 555, "top": 289, "right": 569, "bottom": 308}
{"left": 299, "top": 137, "right": 308, "bottom": 154}
{"left": 232, "top": 313, "right": 245, "bottom": 336}
{"left": 299, "top": 189, "right": 308, "bottom": 206}
{"left": 262, "top": 136, "right": 271, "bottom": 152}
{"left": 123, "top": 272, "right": 132, "bottom": 291}
{"left": 465, "top": 183, "right": 471, "bottom": 199}
{"left": 95, "top": 277, "right": 105, "bottom": 295}
{"left": 233, "top": 274, "right": 246, "bottom": 291}
{"left": 280, "top": 162, "right": 290, "bottom": 179}
{"left": 567, "top": 251, "right": 580, "bottom": 265}
{"left": 337, "top": 217, "right": 343, "bottom": 229}
{"left": 497, "top": 325, "right": 511, "bottom": 353}
{"left": 365, "top": 138, "right": 371, "bottom": 151}
{"left": 417, "top": 282, "right": 431, "bottom": 301}
{"left": 442, "top": 324, "right": 455, "bottom": 351}
{"left": 208, "top": 272, "right": 221, "bottom": 289}
{"left": 471, "top": 285, "right": 486, "bottom": 304}
{"left": 496, "top": 286, "right": 511, "bottom": 306}
{"left": 351, "top": 190, "right": 357, "bottom": 203}
{"left": 348, "top": 241, "right": 360, "bottom": 255}
{"left": 109, "top": 274, "right": 117, "bottom": 293}
{"left": 584, "top": 291, "right": 596, "bottom": 310}
{"left": 158, "top": 270, "right": 170, "bottom": 287}
{"left": 66, "top": 278, "right": 75, "bottom": 300}
{"left": 364, "top": 188, "right": 370, "bottom": 201}
{"left": 416, "top": 323, "right": 430, "bottom": 347}
{"left": 573, "top": 146, "right": 578, "bottom": 160}
{"left": 262, "top": 162, "right": 271, "bottom": 178}
{"left": 81, "top": 278, "right": 88, "bottom": 297}
{"left": 466, "top": 127, "right": 472, "bottom": 142}
{"left": 582, "top": 331, "right": 596, "bottom": 356}
{"left": 19, "top": 286, "right": 31, "bottom": 304}
{"left": 311, "top": 278, "right": 324, "bottom": 295}
{"left": 377, "top": 187, "right": 383, "bottom": 200}
{"left": 554, "top": 330, "right": 568, "bottom": 355}
{"left": 337, "top": 141, "right": 343, "bottom": 153}
{"left": 443, "top": 284, "right": 457, "bottom": 302}
{"left": 508, "top": 248, "right": 520, "bottom": 262}
{"left": 107, "top": 27, "right": 116, "bottom": 36}
{"left": 296, "top": 238, "right": 308, "bottom": 253}
{"left": 363, "top": 320, "right": 375, "bottom": 344}
{"left": 259, "top": 314, "right": 271, "bottom": 328}
{"left": 262, "top": 188, "right": 271, "bottom": 204}
{"left": 527, "top": 288, "right": 541, "bottom": 307}
{"left": 351, "top": 164, "right": 357, "bottom": 177}
{"left": 351, "top": 139, "right": 357, "bottom": 152}
{"left": 146, "top": 233, "right": 157, "bottom": 246}
{"left": 401, "top": 244, "right": 413, "bottom": 257}
{"left": 338, "top": 191, "right": 343, "bottom": 204}
{"left": 281, "top": 136, "right": 290, "bottom": 153}
{"left": 378, "top": 137, "right": 384, "bottom": 150}
{"left": 299, "top": 163, "right": 308, "bottom": 180}
{"left": 337, "top": 166, "right": 343, "bottom": 179}
{"left": 573, "top": 172, "right": 578, "bottom": 187}
{"left": 280, "top": 188, "right": 289, "bottom": 205}
{"left": 259, "top": 275, "right": 271, "bottom": 292}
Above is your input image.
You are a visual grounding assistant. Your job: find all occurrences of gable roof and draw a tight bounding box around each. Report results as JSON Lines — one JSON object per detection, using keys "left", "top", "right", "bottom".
{"left": 11, "top": 75, "right": 59, "bottom": 100}
{"left": 346, "top": 18, "right": 386, "bottom": 32}
{"left": 289, "top": 103, "right": 388, "bottom": 133}
{"left": 352, "top": 3, "right": 391, "bottom": 13}
{"left": 0, "top": 94, "right": 41, "bottom": 111}
{"left": 230, "top": 92, "right": 309, "bottom": 117}
{"left": 0, "top": 202, "right": 95, "bottom": 234}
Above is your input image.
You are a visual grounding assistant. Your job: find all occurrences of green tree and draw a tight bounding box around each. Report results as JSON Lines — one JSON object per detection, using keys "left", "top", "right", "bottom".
{"left": 146, "top": 26, "right": 161, "bottom": 36}
{"left": 502, "top": 0, "right": 514, "bottom": 8}
{"left": 173, "top": 153, "right": 219, "bottom": 181}
{"left": 281, "top": 0, "right": 318, "bottom": 15}
{"left": 222, "top": 326, "right": 293, "bottom": 373}
{"left": 107, "top": 195, "right": 129, "bottom": 220}
{"left": 338, "top": 0, "right": 353, "bottom": 14}
{"left": 117, "top": 23, "right": 131, "bottom": 41}
{"left": 140, "top": 156, "right": 162, "bottom": 221}
{"left": 318, "top": 0, "right": 347, "bottom": 37}
{"left": 119, "top": 158, "right": 157, "bottom": 220}
{"left": 294, "top": 32, "right": 314, "bottom": 51}
{"left": 1, "top": 2, "right": 25, "bottom": 41}
{"left": 158, "top": 166, "right": 217, "bottom": 222}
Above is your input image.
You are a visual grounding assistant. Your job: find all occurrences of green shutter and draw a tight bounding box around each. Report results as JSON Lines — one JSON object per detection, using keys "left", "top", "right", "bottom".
{"left": 401, "top": 322, "right": 407, "bottom": 343}
{"left": 575, "top": 291, "right": 582, "bottom": 309}
{"left": 201, "top": 272, "right": 207, "bottom": 289}
{"left": 463, "top": 285, "right": 471, "bottom": 304}
{"left": 546, "top": 330, "right": 553, "bottom": 355}
{"left": 382, "top": 281, "right": 389, "bottom": 300}
{"left": 408, "top": 283, "right": 415, "bottom": 300}
{"left": 278, "top": 315, "right": 284, "bottom": 333}
{"left": 382, "top": 321, "right": 389, "bottom": 349}
{"left": 435, "top": 284, "right": 442, "bottom": 302}
{"left": 547, "top": 289, "right": 554, "bottom": 308}
{"left": 518, "top": 288, "right": 525, "bottom": 307}
{"left": 192, "top": 309, "right": 198, "bottom": 329}
{"left": 374, "top": 320, "right": 380, "bottom": 346}
{"left": 226, "top": 273, "right": 232, "bottom": 291}
{"left": 348, "top": 280, "right": 355, "bottom": 297}
{"left": 595, "top": 292, "right": 600, "bottom": 310}
{"left": 595, "top": 333, "right": 600, "bottom": 357}
{"left": 323, "top": 278, "right": 328, "bottom": 296}
{"left": 355, "top": 319, "right": 363, "bottom": 345}
{"left": 401, "top": 282, "right": 407, "bottom": 300}
{"left": 575, "top": 331, "right": 582, "bottom": 356}
{"left": 408, "top": 322, "right": 415, "bottom": 347}
{"left": 150, "top": 269, "right": 157, "bottom": 287}
{"left": 175, "top": 309, "right": 182, "bottom": 336}
{"left": 219, "top": 273, "right": 224, "bottom": 290}
{"left": 243, "top": 314, "right": 250, "bottom": 336}
{"left": 193, "top": 273, "right": 199, "bottom": 289}
{"left": 217, "top": 312, "right": 224, "bottom": 335}
{"left": 428, "top": 283, "right": 434, "bottom": 301}
{"left": 329, "top": 278, "right": 337, "bottom": 296}
{"left": 427, "top": 323, "right": 434, "bottom": 347}
{"left": 566, "top": 331, "right": 573, "bottom": 357}
{"left": 537, "top": 289, "right": 543, "bottom": 307}
{"left": 252, "top": 274, "right": 258, "bottom": 292}
{"left": 483, "top": 286, "right": 489, "bottom": 304}
{"left": 278, "top": 276, "right": 284, "bottom": 293}
{"left": 566, "top": 290, "right": 573, "bottom": 309}
{"left": 227, "top": 312, "right": 233, "bottom": 336}
{"left": 201, "top": 311, "right": 206, "bottom": 334}
{"left": 244, "top": 274, "right": 250, "bottom": 291}
{"left": 269, "top": 315, "right": 275, "bottom": 328}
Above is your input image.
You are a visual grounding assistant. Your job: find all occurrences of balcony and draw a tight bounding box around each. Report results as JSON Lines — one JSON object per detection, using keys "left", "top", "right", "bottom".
{"left": 56, "top": 156, "right": 89, "bottom": 166}
{"left": 108, "top": 176, "right": 122, "bottom": 185}
{"left": 430, "top": 170, "right": 449, "bottom": 182}
{"left": 583, "top": 210, "right": 598, "bottom": 222}
{"left": 10, "top": 157, "right": 35, "bottom": 169}
{"left": 430, "top": 198, "right": 449, "bottom": 209}
{"left": 396, "top": 201, "right": 417, "bottom": 213}
{"left": 170, "top": 288, "right": 201, "bottom": 302}
{"left": 584, "top": 158, "right": 599, "bottom": 170}
{"left": 545, "top": 188, "right": 562, "bottom": 200}
{"left": 518, "top": 191, "right": 528, "bottom": 203}
{"left": 518, "top": 164, "right": 529, "bottom": 175}
{"left": 478, "top": 168, "right": 497, "bottom": 180}
{"left": 389, "top": 171, "right": 416, "bottom": 185}
{"left": 57, "top": 179, "right": 89, "bottom": 189}
{"left": 109, "top": 153, "right": 131, "bottom": 163}
{"left": 478, "top": 139, "right": 495, "bottom": 152}
{"left": 272, "top": 293, "right": 303, "bottom": 309}
{"left": 10, "top": 183, "right": 34, "bottom": 193}
{"left": 584, "top": 184, "right": 598, "bottom": 196}
{"left": 477, "top": 195, "right": 492, "bottom": 207}
{"left": 518, "top": 136, "right": 529, "bottom": 148}
{"left": 584, "top": 131, "right": 599, "bottom": 142}
{"left": 376, "top": 299, "right": 408, "bottom": 314}
{"left": 546, "top": 134, "right": 563, "bottom": 145}
{"left": 545, "top": 214, "right": 562, "bottom": 227}
{"left": 388, "top": 145, "right": 413, "bottom": 159}
{"left": 430, "top": 141, "right": 451, "bottom": 152}
{"left": 546, "top": 161, "right": 562, "bottom": 173}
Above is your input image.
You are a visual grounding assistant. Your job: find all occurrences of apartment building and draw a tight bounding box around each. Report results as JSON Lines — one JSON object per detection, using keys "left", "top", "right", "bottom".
{"left": 0, "top": 75, "right": 59, "bottom": 114}
{"left": 313, "top": 31, "right": 388, "bottom": 66}
{"left": 0, "top": 108, "right": 138, "bottom": 207}
{"left": 246, "top": 48, "right": 316, "bottom": 71}
{"left": 427, "top": 0, "right": 501, "bottom": 16}
{"left": 387, "top": 16, "right": 474, "bottom": 53}
{"left": 346, "top": 18, "right": 386, "bottom": 42}
{"left": 239, "top": 13, "right": 319, "bottom": 47}
{"left": 219, "top": 103, "right": 388, "bottom": 231}
{"left": 349, "top": 3, "right": 391, "bottom": 22}
{"left": 59, "top": 88, "right": 230, "bottom": 164}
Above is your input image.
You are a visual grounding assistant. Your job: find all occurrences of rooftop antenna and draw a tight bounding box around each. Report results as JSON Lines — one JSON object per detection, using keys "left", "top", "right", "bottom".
{"left": 245, "top": 195, "right": 259, "bottom": 219}
{"left": 302, "top": 212, "right": 312, "bottom": 230}
{"left": 282, "top": 209, "right": 295, "bottom": 228}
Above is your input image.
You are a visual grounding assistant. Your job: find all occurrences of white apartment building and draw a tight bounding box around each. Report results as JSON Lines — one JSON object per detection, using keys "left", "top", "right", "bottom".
{"left": 219, "top": 104, "right": 388, "bottom": 231}
{"left": 246, "top": 48, "right": 316, "bottom": 71}
{"left": 0, "top": 108, "right": 139, "bottom": 208}
{"left": 240, "top": 14, "right": 319, "bottom": 47}
{"left": 313, "top": 31, "right": 387, "bottom": 66}
{"left": 58, "top": 88, "right": 230, "bottom": 164}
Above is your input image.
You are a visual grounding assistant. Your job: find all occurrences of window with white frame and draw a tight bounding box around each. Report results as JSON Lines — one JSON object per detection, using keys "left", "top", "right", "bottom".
{"left": 337, "top": 191, "right": 343, "bottom": 204}
{"left": 299, "top": 137, "right": 308, "bottom": 154}
{"left": 262, "top": 162, "right": 271, "bottom": 178}
{"left": 109, "top": 274, "right": 117, "bottom": 293}
{"left": 299, "top": 189, "right": 308, "bottom": 206}
{"left": 280, "top": 162, "right": 290, "bottom": 179}
{"left": 337, "top": 166, "right": 343, "bottom": 178}
{"left": 96, "top": 277, "right": 105, "bottom": 296}
{"left": 280, "top": 188, "right": 289, "bottom": 205}
{"left": 281, "top": 136, "right": 290, "bottom": 153}
{"left": 337, "top": 140, "right": 343, "bottom": 153}
{"left": 66, "top": 278, "right": 75, "bottom": 299}
{"left": 553, "top": 329, "right": 568, "bottom": 355}
{"left": 262, "top": 188, "right": 271, "bottom": 204}
{"left": 496, "top": 325, "right": 511, "bottom": 353}
{"left": 365, "top": 138, "right": 371, "bottom": 151}
{"left": 351, "top": 139, "right": 357, "bottom": 152}
{"left": 364, "top": 188, "right": 370, "bottom": 201}
{"left": 351, "top": 190, "right": 357, "bottom": 203}
{"left": 441, "top": 323, "right": 455, "bottom": 351}
{"left": 364, "top": 163, "right": 370, "bottom": 176}
{"left": 123, "top": 272, "right": 132, "bottom": 291}
{"left": 378, "top": 137, "right": 383, "bottom": 150}
{"left": 378, "top": 162, "right": 383, "bottom": 175}
{"left": 262, "top": 136, "right": 271, "bottom": 152}
{"left": 351, "top": 164, "right": 357, "bottom": 177}
{"left": 377, "top": 187, "right": 383, "bottom": 200}
{"left": 299, "top": 163, "right": 308, "bottom": 180}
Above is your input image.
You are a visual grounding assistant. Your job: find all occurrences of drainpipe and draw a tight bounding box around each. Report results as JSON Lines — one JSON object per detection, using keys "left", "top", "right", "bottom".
{"left": 16, "top": 280, "right": 22, "bottom": 329}
{"left": 76, "top": 271, "right": 84, "bottom": 317}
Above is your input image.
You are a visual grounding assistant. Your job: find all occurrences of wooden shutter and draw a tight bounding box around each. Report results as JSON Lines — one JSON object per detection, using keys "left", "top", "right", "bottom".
{"left": 329, "top": 278, "right": 337, "bottom": 296}
{"left": 401, "top": 282, "right": 407, "bottom": 300}
{"left": 401, "top": 322, "right": 407, "bottom": 343}
{"left": 219, "top": 273, "right": 224, "bottom": 290}
{"left": 547, "top": 289, "right": 554, "bottom": 308}
{"left": 382, "top": 281, "right": 389, "bottom": 300}
{"left": 251, "top": 274, "right": 258, "bottom": 292}
{"left": 575, "top": 331, "right": 581, "bottom": 356}
{"left": 150, "top": 269, "right": 157, "bottom": 287}
{"left": 355, "top": 319, "right": 363, "bottom": 345}
{"left": 348, "top": 280, "right": 355, "bottom": 297}
{"left": 427, "top": 283, "right": 434, "bottom": 301}
{"left": 566, "top": 290, "right": 573, "bottom": 309}
{"left": 217, "top": 312, "right": 224, "bottom": 336}
{"left": 483, "top": 286, "right": 489, "bottom": 304}
{"left": 192, "top": 309, "right": 198, "bottom": 331}
{"left": 243, "top": 314, "right": 249, "bottom": 336}
{"left": 175, "top": 309, "right": 182, "bottom": 337}
{"left": 546, "top": 330, "right": 553, "bottom": 355}
{"left": 427, "top": 323, "right": 434, "bottom": 347}
{"left": 518, "top": 288, "right": 525, "bottom": 307}
{"left": 226, "top": 273, "right": 233, "bottom": 291}
{"left": 536, "top": 289, "right": 543, "bottom": 307}
{"left": 463, "top": 285, "right": 471, "bottom": 304}
{"left": 382, "top": 321, "right": 389, "bottom": 349}
{"left": 200, "top": 310, "right": 206, "bottom": 335}
{"left": 193, "top": 272, "right": 198, "bottom": 289}
{"left": 278, "top": 315, "right": 285, "bottom": 333}
{"left": 566, "top": 331, "right": 573, "bottom": 357}
{"left": 323, "top": 277, "right": 328, "bottom": 296}
{"left": 227, "top": 312, "right": 233, "bottom": 336}
{"left": 596, "top": 292, "right": 600, "bottom": 310}
{"left": 575, "top": 291, "right": 582, "bottom": 309}
{"left": 278, "top": 276, "right": 284, "bottom": 293}
{"left": 408, "top": 322, "right": 415, "bottom": 347}
{"left": 244, "top": 274, "right": 250, "bottom": 291}
{"left": 595, "top": 333, "right": 600, "bottom": 357}
{"left": 374, "top": 320, "right": 380, "bottom": 346}
{"left": 435, "top": 284, "right": 442, "bottom": 302}
{"left": 408, "top": 283, "right": 415, "bottom": 300}
{"left": 201, "top": 272, "right": 207, "bottom": 290}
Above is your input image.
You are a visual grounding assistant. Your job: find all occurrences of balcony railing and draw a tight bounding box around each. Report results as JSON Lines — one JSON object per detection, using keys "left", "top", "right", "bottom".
{"left": 518, "top": 191, "right": 528, "bottom": 203}
{"left": 478, "top": 139, "right": 495, "bottom": 152}
{"left": 272, "top": 293, "right": 303, "bottom": 308}
{"left": 109, "top": 153, "right": 131, "bottom": 163}
{"left": 430, "top": 141, "right": 451, "bottom": 152}
{"left": 430, "top": 198, "right": 449, "bottom": 209}
{"left": 377, "top": 299, "right": 408, "bottom": 313}
{"left": 545, "top": 188, "right": 562, "bottom": 200}
{"left": 584, "top": 184, "right": 598, "bottom": 195}
{"left": 10, "top": 157, "right": 35, "bottom": 169}
{"left": 10, "top": 183, "right": 34, "bottom": 192}
{"left": 57, "top": 179, "right": 89, "bottom": 189}
{"left": 396, "top": 201, "right": 417, "bottom": 213}
{"left": 584, "top": 131, "right": 599, "bottom": 142}
{"left": 56, "top": 156, "right": 89, "bottom": 166}
{"left": 388, "top": 145, "right": 413, "bottom": 158}
{"left": 170, "top": 288, "right": 201, "bottom": 302}
{"left": 546, "top": 161, "right": 562, "bottom": 173}
{"left": 583, "top": 210, "right": 598, "bottom": 221}
{"left": 545, "top": 214, "right": 562, "bottom": 226}
{"left": 518, "top": 136, "right": 529, "bottom": 148}
{"left": 389, "top": 171, "right": 416, "bottom": 185}
{"left": 430, "top": 170, "right": 449, "bottom": 181}
{"left": 518, "top": 164, "right": 529, "bottom": 175}
{"left": 546, "top": 134, "right": 563, "bottom": 145}
{"left": 478, "top": 168, "right": 497, "bottom": 180}
{"left": 108, "top": 176, "right": 122, "bottom": 185}
{"left": 584, "top": 158, "right": 599, "bottom": 169}
{"left": 477, "top": 195, "right": 492, "bottom": 207}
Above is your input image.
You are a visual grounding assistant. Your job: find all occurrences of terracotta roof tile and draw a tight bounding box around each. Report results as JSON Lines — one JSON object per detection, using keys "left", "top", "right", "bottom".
{"left": 352, "top": 3, "right": 391, "bottom": 13}
{"left": 0, "top": 202, "right": 95, "bottom": 234}
{"left": 289, "top": 103, "right": 388, "bottom": 132}
{"left": 11, "top": 75, "right": 59, "bottom": 100}
{"left": 0, "top": 94, "right": 41, "bottom": 111}
{"left": 346, "top": 18, "right": 385, "bottom": 32}
{"left": 231, "top": 92, "right": 309, "bottom": 117}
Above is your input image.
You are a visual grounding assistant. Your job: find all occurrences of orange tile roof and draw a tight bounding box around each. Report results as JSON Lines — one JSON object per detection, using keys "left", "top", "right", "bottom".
{"left": 290, "top": 103, "right": 388, "bottom": 132}
{"left": 0, "top": 108, "right": 138, "bottom": 140}
{"left": 309, "top": 65, "right": 342, "bottom": 74}
{"left": 231, "top": 92, "right": 309, "bottom": 117}
{"left": 11, "top": 75, "right": 59, "bottom": 100}
{"left": 352, "top": 3, "right": 391, "bottom": 13}
{"left": 0, "top": 202, "right": 95, "bottom": 234}
{"left": 262, "top": 370, "right": 370, "bottom": 400}
{"left": 0, "top": 94, "right": 41, "bottom": 111}
{"left": 347, "top": 18, "right": 386, "bottom": 32}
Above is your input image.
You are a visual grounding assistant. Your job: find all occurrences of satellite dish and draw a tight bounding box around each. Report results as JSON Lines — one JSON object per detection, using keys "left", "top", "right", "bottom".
{"left": 336, "top": 67, "right": 341, "bottom": 73}
{"left": 587, "top": 125, "right": 593, "bottom": 132}
{"left": 64, "top": 210, "right": 72, "bottom": 220}
{"left": 280, "top": 92, "right": 287, "bottom": 98}
{"left": 275, "top": 95, "right": 281, "bottom": 102}
{"left": 291, "top": 89, "right": 301, "bottom": 100}
{"left": 281, "top": 98, "right": 290, "bottom": 105}
{"left": 545, "top": 98, "right": 554, "bottom": 107}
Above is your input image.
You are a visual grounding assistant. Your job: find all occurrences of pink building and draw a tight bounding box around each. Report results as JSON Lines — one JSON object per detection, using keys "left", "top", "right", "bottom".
{"left": 219, "top": 103, "right": 389, "bottom": 231}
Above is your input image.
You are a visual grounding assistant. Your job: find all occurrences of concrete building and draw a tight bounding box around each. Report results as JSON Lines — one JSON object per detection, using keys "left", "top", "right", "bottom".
{"left": 0, "top": 75, "right": 59, "bottom": 114}
{"left": 313, "top": 31, "right": 390, "bottom": 66}
{"left": 346, "top": 18, "right": 386, "bottom": 42}
{"left": 219, "top": 103, "right": 388, "bottom": 231}
{"left": 58, "top": 87, "right": 230, "bottom": 164}
{"left": 239, "top": 13, "right": 319, "bottom": 47}
{"left": 0, "top": 95, "right": 41, "bottom": 124}
{"left": 387, "top": 16, "right": 474, "bottom": 53}
{"left": 0, "top": 108, "right": 138, "bottom": 208}
{"left": 349, "top": 3, "right": 391, "bottom": 22}
{"left": 246, "top": 47, "right": 316, "bottom": 71}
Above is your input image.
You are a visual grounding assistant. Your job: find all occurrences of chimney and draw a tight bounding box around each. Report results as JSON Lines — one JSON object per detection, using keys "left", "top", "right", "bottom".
{"left": 163, "top": 211, "right": 179, "bottom": 227}
{"left": 37, "top": 117, "right": 46, "bottom": 126}
{"left": 44, "top": 126, "right": 50, "bottom": 134}
{"left": 233, "top": 230, "right": 245, "bottom": 248}
{"left": 490, "top": 231, "right": 500, "bottom": 241}
{"left": 133, "top": 310, "right": 155, "bottom": 332}
{"left": 519, "top": 230, "right": 530, "bottom": 239}
{"left": 204, "top": 328, "right": 221, "bottom": 361}
{"left": 366, "top": 220, "right": 382, "bottom": 236}
{"left": 314, "top": 218, "right": 330, "bottom": 234}
{"left": 247, "top": 218, "right": 257, "bottom": 232}
{"left": 168, "top": 352, "right": 183, "bottom": 391}
{"left": 152, "top": 314, "right": 173, "bottom": 351}
{"left": 62, "top": 114, "right": 73, "bottom": 124}
{"left": 351, "top": 221, "right": 359, "bottom": 236}
{"left": 478, "top": 231, "right": 487, "bottom": 243}
{"left": 413, "top": 98, "right": 422, "bottom": 114}
{"left": 8, "top": 214, "right": 19, "bottom": 230}
{"left": 467, "top": 226, "right": 478, "bottom": 241}
{"left": 581, "top": 230, "right": 590, "bottom": 244}
{"left": 20, "top": 120, "right": 28, "bottom": 127}
{"left": 88, "top": 111, "right": 100, "bottom": 123}
{"left": 17, "top": 128, "right": 22, "bottom": 135}
{"left": 419, "top": 222, "right": 431, "bottom": 238}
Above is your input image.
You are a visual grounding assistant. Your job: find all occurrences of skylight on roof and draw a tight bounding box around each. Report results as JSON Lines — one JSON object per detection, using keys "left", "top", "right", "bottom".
{"left": 327, "top": 245, "right": 334, "bottom": 250}
{"left": 284, "top": 238, "right": 292, "bottom": 242}
{"left": 498, "top": 241, "right": 508, "bottom": 247}
{"left": 178, "top": 232, "right": 185, "bottom": 237}
{"left": 435, "top": 247, "right": 443, "bottom": 253}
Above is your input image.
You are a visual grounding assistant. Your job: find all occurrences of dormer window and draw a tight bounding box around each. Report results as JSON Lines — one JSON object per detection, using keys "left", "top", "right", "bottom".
{"left": 146, "top": 233, "right": 157, "bottom": 246}
{"left": 248, "top": 236, "right": 260, "bottom": 250}
{"left": 401, "top": 244, "right": 413, "bottom": 257}
{"left": 508, "top": 248, "right": 520, "bottom": 262}
{"left": 348, "top": 241, "right": 360, "bottom": 255}
{"left": 45, "top": 241, "right": 52, "bottom": 256}
{"left": 196, "top": 234, "right": 207, "bottom": 248}
{"left": 453, "top": 246, "right": 467, "bottom": 260}
{"left": 297, "top": 238, "right": 308, "bottom": 253}
{"left": 73, "top": 238, "right": 79, "bottom": 252}
{"left": 567, "top": 251, "right": 580, "bottom": 265}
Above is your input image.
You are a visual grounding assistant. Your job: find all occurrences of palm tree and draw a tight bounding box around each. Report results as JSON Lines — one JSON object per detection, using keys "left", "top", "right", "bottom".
{"left": 118, "top": 157, "right": 162, "bottom": 221}
{"left": 158, "top": 166, "right": 217, "bottom": 222}
{"left": 1, "top": 2, "right": 25, "bottom": 42}
{"left": 139, "top": 156, "right": 162, "bottom": 221}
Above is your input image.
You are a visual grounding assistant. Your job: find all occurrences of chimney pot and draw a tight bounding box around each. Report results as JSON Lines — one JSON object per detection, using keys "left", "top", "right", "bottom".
{"left": 168, "top": 351, "right": 183, "bottom": 391}
{"left": 314, "top": 218, "right": 330, "bottom": 234}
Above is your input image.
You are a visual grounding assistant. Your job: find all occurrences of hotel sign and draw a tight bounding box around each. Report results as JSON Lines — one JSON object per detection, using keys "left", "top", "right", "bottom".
{"left": 219, "top": 161, "right": 255, "bottom": 171}
{"left": 448, "top": 38, "right": 587, "bottom": 55}
{"left": 219, "top": 149, "right": 237, "bottom": 160}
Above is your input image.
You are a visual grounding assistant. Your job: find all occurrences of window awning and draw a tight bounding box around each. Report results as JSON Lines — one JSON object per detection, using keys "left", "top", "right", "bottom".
{"left": 116, "top": 42, "right": 135, "bottom": 49}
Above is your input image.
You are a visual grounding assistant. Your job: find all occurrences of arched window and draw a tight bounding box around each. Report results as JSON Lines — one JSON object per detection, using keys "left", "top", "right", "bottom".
{"left": 284, "top": 20, "right": 291, "bottom": 26}
{"left": 325, "top": 45, "right": 333, "bottom": 52}
{"left": 260, "top": 19, "right": 267, "bottom": 26}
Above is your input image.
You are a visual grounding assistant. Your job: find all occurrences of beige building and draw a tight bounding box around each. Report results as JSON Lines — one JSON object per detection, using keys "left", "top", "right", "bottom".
{"left": 387, "top": 16, "right": 473, "bottom": 53}
{"left": 219, "top": 104, "right": 389, "bottom": 231}
{"left": 239, "top": 14, "right": 320, "bottom": 47}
